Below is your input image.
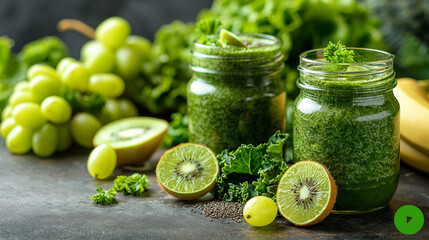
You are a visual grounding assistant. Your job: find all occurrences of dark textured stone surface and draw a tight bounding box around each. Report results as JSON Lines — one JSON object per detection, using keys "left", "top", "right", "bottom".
{"left": 0, "top": 140, "right": 428, "bottom": 239}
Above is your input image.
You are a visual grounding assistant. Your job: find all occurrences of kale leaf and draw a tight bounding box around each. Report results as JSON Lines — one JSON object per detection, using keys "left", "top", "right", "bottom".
{"left": 212, "top": 131, "right": 289, "bottom": 203}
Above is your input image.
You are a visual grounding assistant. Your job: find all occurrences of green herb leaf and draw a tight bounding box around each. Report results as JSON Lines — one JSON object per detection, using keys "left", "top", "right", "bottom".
{"left": 197, "top": 18, "right": 222, "bottom": 36}
{"left": 61, "top": 87, "right": 105, "bottom": 115}
{"left": 162, "top": 112, "right": 189, "bottom": 148}
{"left": 113, "top": 173, "right": 149, "bottom": 196}
{"left": 323, "top": 41, "right": 357, "bottom": 64}
{"left": 91, "top": 186, "right": 117, "bottom": 205}
{"left": 19, "top": 36, "right": 68, "bottom": 68}
{"left": 213, "top": 131, "right": 289, "bottom": 203}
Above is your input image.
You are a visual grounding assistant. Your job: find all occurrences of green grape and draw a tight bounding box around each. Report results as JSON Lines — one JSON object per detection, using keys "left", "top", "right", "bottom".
{"left": 87, "top": 144, "right": 117, "bottom": 179}
{"left": 70, "top": 112, "right": 102, "bottom": 147}
{"left": 2, "top": 105, "right": 13, "bottom": 120}
{"left": 32, "top": 123, "right": 59, "bottom": 157}
{"left": 81, "top": 40, "right": 115, "bottom": 73}
{"left": 56, "top": 57, "right": 76, "bottom": 75}
{"left": 95, "top": 17, "right": 130, "bottom": 49}
{"left": 60, "top": 61, "right": 89, "bottom": 91}
{"left": 1, "top": 117, "right": 17, "bottom": 138}
{"left": 30, "top": 74, "right": 61, "bottom": 101}
{"left": 56, "top": 123, "right": 73, "bottom": 152}
{"left": 88, "top": 73, "right": 125, "bottom": 98}
{"left": 97, "top": 99, "right": 122, "bottom": 124}
{"left": 40, "top": 96, "right": 72, "bottom": 124}
{"left": 125, "top": 35, "right": 151, "bottom": 59}
{"left": 243, "top": 196, "right": 278, "bottom": 227}
{"left": 13, "top": 102, "right": 46, "bottom": 129}
{"left": 14, "top": 81, "right": 31, "bottom": 92}
{"left": 27, "top": 64, "right": 60, "bottom": 81}
{"left": 115, "top": 46, "right": 142, "bottom": 79}
{"left": 6, "top": 125, "right": 33, "bottom": 154}
{"left": 118, "top": 98, "right": 138, "bottom": 117}
{"left": 9, "top": 91, "right": 36, "bottom": 107}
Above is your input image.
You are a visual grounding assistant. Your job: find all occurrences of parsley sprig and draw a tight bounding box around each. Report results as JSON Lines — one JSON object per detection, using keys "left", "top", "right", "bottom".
{"left": 91, "top": 186, "right": 117, "bottom": 205}
{"left": 323, "top": 41, "right": 357, "bottom": 63}
{"left": 114, "top": 173, "right": 150, "bottom": 196}
{"left": 323, "top": 41, "right": 359, "bottom": 72}
{"left": 91, "top": 173, "right": 149, "bottom": 205}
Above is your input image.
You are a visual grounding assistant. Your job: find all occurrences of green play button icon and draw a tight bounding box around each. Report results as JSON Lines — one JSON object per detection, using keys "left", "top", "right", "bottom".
{"left": 394, "top": 205, "right": 424, "bottom": 235}
{"left": 407, "top": 216, "right": 412, "bottom": 224}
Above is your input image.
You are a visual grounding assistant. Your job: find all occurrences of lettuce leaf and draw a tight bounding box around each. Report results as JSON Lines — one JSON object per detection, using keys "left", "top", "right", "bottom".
{"left": 212, "top": 131, "right": 289, "bottom": 203}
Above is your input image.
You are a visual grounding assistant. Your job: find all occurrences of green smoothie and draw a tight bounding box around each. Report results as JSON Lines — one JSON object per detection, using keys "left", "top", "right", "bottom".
{"left": 294, "top": 47, "right": 400, "bottom": 212}
{"left": 188, "top": 34, "right": 286, "bottom": 153}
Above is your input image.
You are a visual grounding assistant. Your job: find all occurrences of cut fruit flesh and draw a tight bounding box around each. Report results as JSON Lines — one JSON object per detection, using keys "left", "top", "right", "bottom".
{"left": 277, "top": 160, "right": 337, "bottom": 226}
{"left": 220, "top": 29, "right": 247, "bottom": 48}
{"left": 156, "top": 143, "right": 219, "bottom": 200}
{"left": 93, "top": 117, "right": 168, "bottom": 166}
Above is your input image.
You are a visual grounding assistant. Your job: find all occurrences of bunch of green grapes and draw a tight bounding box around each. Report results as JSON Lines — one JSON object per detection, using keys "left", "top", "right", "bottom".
{"left": 81, "top": 17, "right": 151, "bottom": 81}
{"left": 0, "top": 17, "right": 144, "bottom": 157}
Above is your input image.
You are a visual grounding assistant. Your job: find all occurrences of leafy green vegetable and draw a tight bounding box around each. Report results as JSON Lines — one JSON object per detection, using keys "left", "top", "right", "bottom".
{"left": 61, "top": 87, "right": 105, "bottom": 115}
{"left": 213, "top": 131, "right": 289, "bottom": 203}
{"left": 323, "top": 41, "right": 356, "bottom": 64}
{"left": 162, "top": 112, "right": 189, "bottom": 148}
{"left": 91, "top": 186, "right": 117, "bottom": 205}
{"left": 197, "top": 18, "right": 222, "bottom": 36}
{"left": 113, "top": 173, "right": 149, "bottom": 196}
{"left": 20, "top": 36, "right": 68, "bottom": 68}
{"left": 0, "top": 37, "right": 18, "bottom": 79}
{"left": 127, "top": 21, "right": 198, "bottom": 116}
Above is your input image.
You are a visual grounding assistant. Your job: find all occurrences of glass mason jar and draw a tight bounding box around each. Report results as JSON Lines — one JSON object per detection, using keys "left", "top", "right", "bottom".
{"left": 188, "top": 34, "right": 286, "bottom": 154}
{"left": 294, "top": 48, "right": 400, "bottom": 213}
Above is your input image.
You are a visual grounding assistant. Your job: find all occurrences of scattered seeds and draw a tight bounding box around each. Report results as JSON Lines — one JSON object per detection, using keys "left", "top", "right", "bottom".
{"left": 192, "top": 200, "right": 244, "bottom": 223}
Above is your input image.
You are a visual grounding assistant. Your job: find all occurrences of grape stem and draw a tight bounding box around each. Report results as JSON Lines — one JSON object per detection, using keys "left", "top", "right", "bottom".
{"left": 57, "top": 19, "right": 95, "bottom": 39}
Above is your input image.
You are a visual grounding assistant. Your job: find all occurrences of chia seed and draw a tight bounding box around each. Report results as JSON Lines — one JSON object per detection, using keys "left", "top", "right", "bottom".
{"left": 192, "top": 200, "right": 244, "bottom": 223}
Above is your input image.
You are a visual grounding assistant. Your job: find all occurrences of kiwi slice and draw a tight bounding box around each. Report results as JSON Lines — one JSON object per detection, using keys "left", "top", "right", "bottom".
{"left": 220, "top": 29, "right": 247, "bottom": 48}
{"left": 277, "top": 160, "right": 337, "bottom": 226}
{"left": 156, "top": 143, "right": 219, "bottom": 200}
{"left": 93, "top": 117, "right": 168, "bottom": 166}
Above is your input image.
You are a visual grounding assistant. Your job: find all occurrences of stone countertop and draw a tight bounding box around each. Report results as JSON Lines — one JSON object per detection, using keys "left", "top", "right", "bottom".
{"left": 0, "top": 141, "right": 428, "bottom": 240}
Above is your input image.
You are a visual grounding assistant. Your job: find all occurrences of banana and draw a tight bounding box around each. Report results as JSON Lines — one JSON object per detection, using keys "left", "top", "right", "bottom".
{"left": 400, "top": 138, "right": 429, "bottom": 174}
{"left": 394, "top": 78, "right": 429, "bottom": 152}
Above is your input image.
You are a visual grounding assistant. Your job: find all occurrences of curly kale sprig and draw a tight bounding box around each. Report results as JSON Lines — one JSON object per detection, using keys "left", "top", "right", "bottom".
{"left": 212, "top": 131, "right": 289, "bottom": 204}
{"left": 91, "top": 186, "right": 117, "bottom": 205}
{"left": 113, "top": 173, "right": 149, "bottom": 196}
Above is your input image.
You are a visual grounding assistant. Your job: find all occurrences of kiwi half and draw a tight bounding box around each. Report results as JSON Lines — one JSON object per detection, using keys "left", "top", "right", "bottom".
{"left": 276, "top": 160, "right": 337, "bottom": 226}
{"left": 156, "top": 143, "right": 219, "bottom": 200}
{"left": 93, "top": 117, "right": 168, "bottom": 166}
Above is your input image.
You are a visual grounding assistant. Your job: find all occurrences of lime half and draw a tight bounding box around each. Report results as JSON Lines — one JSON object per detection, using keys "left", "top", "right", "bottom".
{"left": 277, "top": 160, "right": 337, "bottom": 226}
{"left": 220, "top": 29, "right": 247, "bottom": 48}
{"left": 156, "top": 143, "right": 219, "bottom": 200}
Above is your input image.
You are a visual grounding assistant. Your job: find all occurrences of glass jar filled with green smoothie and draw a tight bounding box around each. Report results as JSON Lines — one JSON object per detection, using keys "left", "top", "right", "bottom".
{"left": 294, "top": 44, "right": 399, "bottom": 213}
{"left": 188, "top": 32, "right": 286, "bottom": 153}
